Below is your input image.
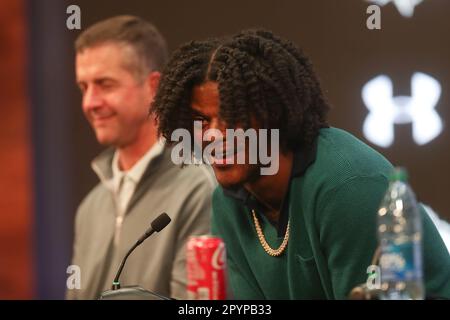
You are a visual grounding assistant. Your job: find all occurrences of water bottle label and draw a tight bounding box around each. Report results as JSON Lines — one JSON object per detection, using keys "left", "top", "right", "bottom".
{"left": 380, "top": 241, "right": 422, "bottom": 281}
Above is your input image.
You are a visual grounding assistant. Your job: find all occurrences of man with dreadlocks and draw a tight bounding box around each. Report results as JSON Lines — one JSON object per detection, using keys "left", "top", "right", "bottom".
{"left": 152, "top": 30, "right": 450, "bottom": 299}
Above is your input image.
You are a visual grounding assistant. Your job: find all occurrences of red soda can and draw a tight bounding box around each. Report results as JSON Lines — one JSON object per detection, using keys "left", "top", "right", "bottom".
{"left": 186, "top": 235, "right": 227, "bottom": 300}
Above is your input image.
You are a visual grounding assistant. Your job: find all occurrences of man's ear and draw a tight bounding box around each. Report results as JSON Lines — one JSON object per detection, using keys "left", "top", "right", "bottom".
{"left": 146, "top": 71, "right": 161, "bottom": 102}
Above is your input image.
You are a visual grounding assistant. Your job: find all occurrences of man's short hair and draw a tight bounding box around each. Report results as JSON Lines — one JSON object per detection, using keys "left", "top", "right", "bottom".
{"left": 75, "top": 15, "right": 168, "bottom": 80}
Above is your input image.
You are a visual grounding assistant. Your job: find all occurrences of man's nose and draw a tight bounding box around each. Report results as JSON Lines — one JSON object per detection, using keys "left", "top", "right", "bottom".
{"left": 82, "top": 86, "right": 102, "bottom": 111}
{"left": 208, "top": 118, "right": 227, "bottom": 135}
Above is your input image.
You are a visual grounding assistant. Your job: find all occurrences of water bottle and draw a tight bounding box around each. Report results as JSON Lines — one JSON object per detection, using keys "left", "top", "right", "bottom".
{"left": 377, "top": 167, "right": 424, "bottom": 300}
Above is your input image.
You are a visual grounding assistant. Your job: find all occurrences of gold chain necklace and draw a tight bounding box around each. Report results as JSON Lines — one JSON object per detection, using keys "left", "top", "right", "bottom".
{"left": 251, "top": 209, "right": 290, "bottom": 257}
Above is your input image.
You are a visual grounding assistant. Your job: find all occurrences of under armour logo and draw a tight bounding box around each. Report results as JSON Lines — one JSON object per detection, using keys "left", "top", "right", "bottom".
{"left": 367, "top": 0, "right": 424, "bottom": 18}
{"left": 362, "top": 72, "right": 443, "bottom": 147}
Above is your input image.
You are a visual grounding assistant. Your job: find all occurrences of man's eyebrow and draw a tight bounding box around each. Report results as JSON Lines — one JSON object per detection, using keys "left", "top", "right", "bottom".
{"left": 95, "top": 77, "right": 117, "bottom": 84}
{"left": 192, "top": 109, "right": 210, "bottom": 120}
{"left": 76, "top": 77, "right": 117, "bottom": 85}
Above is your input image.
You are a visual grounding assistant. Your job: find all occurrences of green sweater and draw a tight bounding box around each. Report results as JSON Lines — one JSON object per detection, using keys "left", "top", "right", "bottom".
{"left": 212, "top": 128, "right": 450, "bottom": 299}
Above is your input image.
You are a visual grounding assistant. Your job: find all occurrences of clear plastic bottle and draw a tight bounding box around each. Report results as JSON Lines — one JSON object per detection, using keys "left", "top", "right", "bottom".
{"left": 377, "top": 167, "right": 424, "bottom": 300}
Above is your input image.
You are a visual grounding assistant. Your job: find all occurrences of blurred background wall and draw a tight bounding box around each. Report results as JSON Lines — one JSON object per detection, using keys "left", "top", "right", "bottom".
{"left": 0, "top": 0, "right": 448, "bottom": 299}
{"left": 0, "top": 0, "right": 33, "bottom": 299}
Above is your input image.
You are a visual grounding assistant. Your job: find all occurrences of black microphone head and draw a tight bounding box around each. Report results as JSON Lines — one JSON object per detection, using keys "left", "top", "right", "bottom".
{"left": 151, "top": 212, "right": 171, "bottom": 232}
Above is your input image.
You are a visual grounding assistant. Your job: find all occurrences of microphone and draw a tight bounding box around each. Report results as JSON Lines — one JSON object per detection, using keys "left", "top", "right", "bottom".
{"left": 111, "top": 212, "right": 171, "bottom": 290}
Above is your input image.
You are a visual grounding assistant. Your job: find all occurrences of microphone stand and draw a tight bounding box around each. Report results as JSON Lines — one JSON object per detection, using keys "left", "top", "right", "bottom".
{"left": 111, "top": 235, "right": 150, "bottom": 290}
{"left": 98, "top": 213, "right": 173, "bottom": 300}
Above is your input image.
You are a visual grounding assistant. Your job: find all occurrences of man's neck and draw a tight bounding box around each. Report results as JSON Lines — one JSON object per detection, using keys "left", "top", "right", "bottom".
{"left": 244, "top": 151, "right": 293, "bottom": 223}
{"left": 117, "top": 125, "right": 157, "bottom": 171}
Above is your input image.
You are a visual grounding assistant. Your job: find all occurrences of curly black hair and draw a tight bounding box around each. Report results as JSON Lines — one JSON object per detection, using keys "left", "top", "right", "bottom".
{"left": 151, "top": 29, "right": 329, "bottom": 151}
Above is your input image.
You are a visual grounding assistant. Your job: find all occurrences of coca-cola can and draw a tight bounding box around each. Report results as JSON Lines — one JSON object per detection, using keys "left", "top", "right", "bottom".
{"left": 186, "top": 235, "right": 226, "bottom": 300}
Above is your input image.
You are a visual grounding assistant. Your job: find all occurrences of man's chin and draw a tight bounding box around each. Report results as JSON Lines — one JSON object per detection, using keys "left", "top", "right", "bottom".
{"left": 216, "top": 178, "right": 243, "bottom": 190}
{"left": 212, "top": 166, "right": 240, "bottom": 189}
{"left": 95, "top": 135, "right": 118, "bottom": 147}
{"left": 93, "top": 128, "right": 118, "bottom": 145}
{"left": 212, "top": 163, "right": 259, "bottom": 189}
{"left": 95, "top": 136, "right": 113, "bottom": 145}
